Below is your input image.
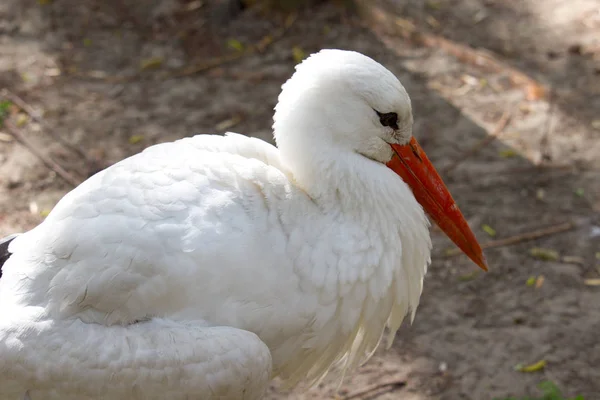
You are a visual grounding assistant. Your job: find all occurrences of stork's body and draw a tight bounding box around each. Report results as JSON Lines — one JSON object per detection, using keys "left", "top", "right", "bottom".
{"left": 0, "top": 50, "right": 485, "bottom": 400}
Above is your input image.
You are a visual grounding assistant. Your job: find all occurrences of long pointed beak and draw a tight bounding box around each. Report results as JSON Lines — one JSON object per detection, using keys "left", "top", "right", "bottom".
{"left": 387, "top": 137, "right": 488, "bottom": 271}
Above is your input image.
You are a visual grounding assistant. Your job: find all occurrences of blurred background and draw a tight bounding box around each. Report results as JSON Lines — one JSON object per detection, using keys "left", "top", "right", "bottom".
{"left": 0, "top": 0, "right": 599, "bottom": 399}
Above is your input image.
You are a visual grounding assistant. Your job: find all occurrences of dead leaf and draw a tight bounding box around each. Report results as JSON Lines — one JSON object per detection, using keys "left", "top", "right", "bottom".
{"left": 425, "top": 0, "right": 441, "bottom": 10}
{"left": 526, "top": 275, "right": 544, "bottom": 288}
{"left": 444, "top": 247, "right": 460, "bottom": 256}
{"left": 562, "top": 255, "right": 585, "bottom": 265}
{"left": 256, "top": 35, "right": 273, "bottom": 52}
{"left": 591, "top": 120, "right": 600, "bottom": 130}
{"left": 515, "top": 359, "right": 546, "bottom": 373}
{"left": 482, "top": 224, "right": 496, "bottom": 237}
{"left": 529, "top": 247, "right": 559, "bottom": 261}
{"left": 394, "top": 17, "right": 415, "bottom": 31}
{"left": 458, "top": 271, "right": 480, "bottom": 281}
{"left": 186, "top": 0, "right": 203, "bottom": 11}
{"left": 584, "top": 279, "right": 600, "bottom": 286}
{"left": 526, "top": 276, "right": 536, "bottom": 287}
{"left": 536, "top": 188, "right": 545, "bottom": 200}
{"left": 519, "top": 103, "right": 532, "bottom": 114}
{"left": 292, "top": 46, "right": 306, "bottom": 64}
{"left": 215, "top": 115, "right": 242, "bottom": 131}
{"left": 284, "top": 13, "right": 296, "bottom": 27}
{"left": 499, "top": 149, "right": 517, "bottom": 158}
{"left": 140, "top": 57, "right": 163, "bottom": 70}
{"left": 425, "top": 15, "right": 440, "bottom": 28}
{"left": 16, "top": 113, "right": 28, "bottom": 127}
{"left": 461, "top": 74, "right": 479, "bottom": 86}
{"left": 535, "top": 275, "right": 545, "bottom": 288}
{"left": 88, "top": 147, "right": 106, "bottom": 161}
{"left": 88, "top": 70, "right": 107, "bottom": 79}
{"left": 525, "top": 83, "right": 546, "bottom": 100}
{"left": 227, "top": 39, "right": 244, "bottom": 52}
{"left": 472, "top": 9, "right": 488, "bottom": 24}
{"left": 45, "top": 68, "right": 61, "bottom": 77}
{"left": 128, "top": 135, "right": 144, "bottom": 145}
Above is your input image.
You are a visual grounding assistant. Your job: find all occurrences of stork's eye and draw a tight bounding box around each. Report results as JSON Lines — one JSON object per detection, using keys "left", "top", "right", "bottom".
{"left": 375, "top": 110, "right": 399, "bottom": 130}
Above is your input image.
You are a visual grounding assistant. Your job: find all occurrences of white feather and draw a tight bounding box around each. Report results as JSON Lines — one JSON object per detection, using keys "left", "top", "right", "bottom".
{"left": 0, "top": 49, "right": 431, "bottom": 399}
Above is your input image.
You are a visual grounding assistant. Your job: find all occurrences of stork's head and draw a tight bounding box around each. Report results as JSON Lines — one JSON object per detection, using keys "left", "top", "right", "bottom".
{"left": 273, "top": 49, "right": 488, "bottom": 271}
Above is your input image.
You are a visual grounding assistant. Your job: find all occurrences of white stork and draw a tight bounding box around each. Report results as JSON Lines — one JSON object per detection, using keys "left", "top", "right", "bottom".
{"left": 0, "top": 49, "right": 487, "bottom": 400}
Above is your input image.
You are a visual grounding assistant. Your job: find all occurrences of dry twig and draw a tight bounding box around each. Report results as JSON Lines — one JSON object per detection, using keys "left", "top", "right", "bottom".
{"left": 1, "top": 89, "right": 92, "bottom": 164}
{"left": 442, "top": 111, "right": 511, "bottom": 174}
{"left": 3, "top": 119, "right": 81, "bottom": 187}
{"left": 445, "top": 221, "right": 575, "bottom": 257}
{"left": 539, "top": 88, "right": 556, "bottom": 163}
{"left": 340, "top": 378, "right": 406, "bottom": 400}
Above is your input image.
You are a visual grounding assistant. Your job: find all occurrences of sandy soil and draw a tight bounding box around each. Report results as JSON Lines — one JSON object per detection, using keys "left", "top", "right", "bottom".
{"left": 0, "top": 0, "right": 599, "bottom": 399}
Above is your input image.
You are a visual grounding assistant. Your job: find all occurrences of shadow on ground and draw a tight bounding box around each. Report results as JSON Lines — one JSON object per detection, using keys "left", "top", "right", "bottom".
{"left": 378, "top": 0, "right": 600, "bottom": 143}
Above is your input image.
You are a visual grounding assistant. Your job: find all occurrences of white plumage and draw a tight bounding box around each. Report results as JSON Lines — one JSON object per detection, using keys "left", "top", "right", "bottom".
{"left": 0, "top": 49, "right": 485, "bottom": 400}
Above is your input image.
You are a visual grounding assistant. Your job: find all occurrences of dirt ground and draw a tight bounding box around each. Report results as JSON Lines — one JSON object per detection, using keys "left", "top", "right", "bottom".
{"left": 1, "top": 0, "right": 599, "bottom": 399}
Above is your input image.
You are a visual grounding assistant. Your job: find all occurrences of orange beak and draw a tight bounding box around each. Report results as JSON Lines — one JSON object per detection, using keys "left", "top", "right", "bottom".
{"left": 387, "top": 137, "right": 488, "bottom": 271}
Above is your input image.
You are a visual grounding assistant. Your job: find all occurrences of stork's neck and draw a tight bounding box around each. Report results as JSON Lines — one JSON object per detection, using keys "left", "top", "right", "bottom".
{"left": 276, "top": 127, "right": 413, "bottom": 227}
